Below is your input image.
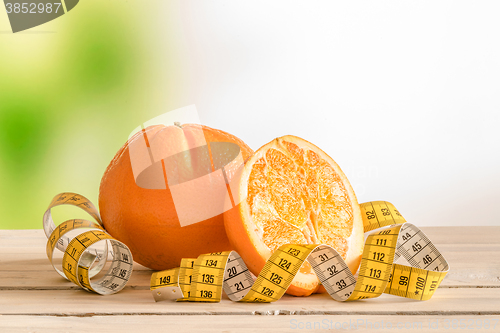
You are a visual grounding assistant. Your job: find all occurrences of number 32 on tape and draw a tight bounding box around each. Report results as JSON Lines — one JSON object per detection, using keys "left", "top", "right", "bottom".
{"left": 151, "top": 201, "right": 449, "bottom": 303}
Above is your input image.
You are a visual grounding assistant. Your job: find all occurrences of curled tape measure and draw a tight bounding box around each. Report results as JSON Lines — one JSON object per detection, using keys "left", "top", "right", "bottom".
{"left": 43, "top": 193, "right": 449, "bottom": 301}
{"left": 150, "top": 201, "right": 449, "bottom": 302}
{"left": 43, "top": 193, "right": 133, "bottom": 295}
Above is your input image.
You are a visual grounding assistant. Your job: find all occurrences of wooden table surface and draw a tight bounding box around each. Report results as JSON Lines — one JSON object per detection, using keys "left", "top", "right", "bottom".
{"left": 1, "top": 227, "right": 499, "bottom": 332}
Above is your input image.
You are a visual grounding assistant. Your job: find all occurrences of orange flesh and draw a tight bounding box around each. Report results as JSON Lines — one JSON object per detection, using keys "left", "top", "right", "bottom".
{"left": 247, "top": 141, "right": 354, "bottom": 265}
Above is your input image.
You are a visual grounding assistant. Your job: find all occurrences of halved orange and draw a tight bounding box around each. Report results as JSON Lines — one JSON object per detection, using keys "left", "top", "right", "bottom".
{"left": 224, "top": 136, "right": 364, "bottom": 296}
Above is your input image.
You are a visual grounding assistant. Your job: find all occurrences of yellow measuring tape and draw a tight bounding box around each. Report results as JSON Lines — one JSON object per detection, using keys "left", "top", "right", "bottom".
{"left": 43, "top": 194, "right": 449, "bottom": 301}
{"left": 150, "top": 201, "right": 449, "bottom": 302}
{"left": 43, "top": 193, "right": 133, "bottom": 295}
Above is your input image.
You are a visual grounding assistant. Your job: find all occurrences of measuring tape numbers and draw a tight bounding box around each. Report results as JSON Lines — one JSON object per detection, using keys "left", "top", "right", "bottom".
{"left": 151, "top": 201, "right": 449, "bottom": 302}
{"left": 43, "top": 193, "right": 133, "bottom": 295}
{"left": 42, "top": 193, "right": 448, "bottom": 301}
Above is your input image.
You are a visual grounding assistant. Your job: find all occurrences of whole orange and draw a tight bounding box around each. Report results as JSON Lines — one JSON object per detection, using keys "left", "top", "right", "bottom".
{"left": 99, "top": 123, "right": 253, "bottom": 270}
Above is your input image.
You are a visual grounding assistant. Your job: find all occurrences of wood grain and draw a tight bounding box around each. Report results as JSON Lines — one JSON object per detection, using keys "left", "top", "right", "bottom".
{"left": 1, "top": 315, "right": 500, "bottom": 333}
{"left": 2, "top": 228, "right": 499, "bottom": 289}
{"left": 1, "top": 227, "right": 499, "bottom": 331}
{"left": 0, "top": 288, "right": 499, "bottom": 315}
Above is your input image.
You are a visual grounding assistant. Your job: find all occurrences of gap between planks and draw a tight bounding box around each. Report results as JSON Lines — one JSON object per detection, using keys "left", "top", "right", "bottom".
{"left": 0, "top": 289, "right": 499, "bottom": 316}
{"left": 1, "top": 315, "right": 500, "bottom": 333}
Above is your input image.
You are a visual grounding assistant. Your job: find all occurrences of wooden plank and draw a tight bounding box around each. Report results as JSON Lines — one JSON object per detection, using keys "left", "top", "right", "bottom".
{"left": 0, "top": 228, "right": 499, "bottom": 330}
{"left": 2, "top": 243, "right": 499, "bottom": 289}
{"left": 0, "top": 270, "right": 152, "bottom": 290}
{"left": 420, "top": 226, "right": 500, "bottom": 245}
{"left": 1, "top": 315, "right": 500, "bottom": 333}
{"left": 0, "top": 289, "right": 498, "bottom": 315}
{"left": 1, "top": 255, "right": 499, "bottom": 289}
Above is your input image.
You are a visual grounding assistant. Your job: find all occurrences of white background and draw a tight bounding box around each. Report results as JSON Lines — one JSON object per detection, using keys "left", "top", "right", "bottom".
{"left": 151, "top": 1, "right": 500, "bottom": 227}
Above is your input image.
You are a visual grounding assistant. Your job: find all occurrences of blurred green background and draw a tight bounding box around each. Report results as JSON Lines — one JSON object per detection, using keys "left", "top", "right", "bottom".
{"left": 0, "top": 1, "right": 185, "bottom": 229}
{"left": 3, "top": 1, "right": 499, "bottom": 230}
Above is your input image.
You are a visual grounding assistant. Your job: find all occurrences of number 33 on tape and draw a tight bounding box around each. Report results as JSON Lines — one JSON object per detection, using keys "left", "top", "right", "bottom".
{"left": 43, "top": 193, "right": 133, "bottom": 295}
{"left": 151, "top": 201, "right": 449, "bottom": 303}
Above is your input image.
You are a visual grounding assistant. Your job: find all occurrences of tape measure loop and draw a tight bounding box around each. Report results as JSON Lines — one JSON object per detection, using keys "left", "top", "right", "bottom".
{"left": 46, "top": 219, "right": 107, "bottom": 280}
{"left": 43, "top": 193, "right": 133, "bottom": 295}
{"left": 42, "top": 193, "right": 448, "bottom": 300}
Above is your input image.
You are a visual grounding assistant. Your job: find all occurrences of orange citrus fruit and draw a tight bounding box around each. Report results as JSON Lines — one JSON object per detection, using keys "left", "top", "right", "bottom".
{"left": 224, "top": 135, "right": 364, "bottom": 296}
{"left": 99, "top": 123, "right": 253, "bottom": 270}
